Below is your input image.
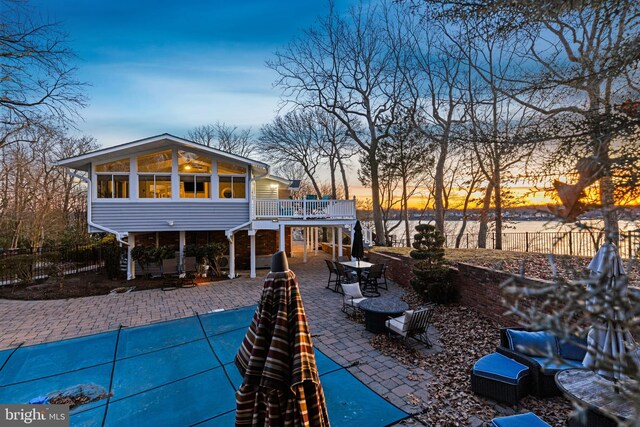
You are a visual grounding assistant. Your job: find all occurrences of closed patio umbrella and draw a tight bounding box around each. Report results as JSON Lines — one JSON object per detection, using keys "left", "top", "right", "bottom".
{"left": 351, "top": 221, "right": 364, "bottom": 263}
{"left": 583, "top": 242, "right": 638, "bottom": 381}
{"left": 234, "top": 251, "right": 329, "bottom": 427}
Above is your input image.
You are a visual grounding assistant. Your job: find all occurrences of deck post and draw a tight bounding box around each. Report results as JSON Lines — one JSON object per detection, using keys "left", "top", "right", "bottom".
{"left": 179, "top": 230, "right": 186, "bottom": 272}
{"left": 249, "top": 230, "right": 256, "bottom": 278}
{"left": 350, "top": 226, "right": 355, "bottom": 260}
{"left": 338, "top": 226, "right": 343, "bottom": 257}
{"left": 127, "top": 233, "right": 136, "bottom": 280}
{"left": 303, "top": 227, "right": 308, "bottom": 263}
{"left": 314, "top": 227, "right": 318, "bottom": 255}
{"left": 332, "top": 227, "right": 336, "bottom": 261}
{"left": 279, "top": 223, "right": 286, "bottom": 252}
{"left": 289, "top": 226, "right": 294, "bottom": 257}
{"left": 228, "top": 234, "right": 236, "bottom": 279}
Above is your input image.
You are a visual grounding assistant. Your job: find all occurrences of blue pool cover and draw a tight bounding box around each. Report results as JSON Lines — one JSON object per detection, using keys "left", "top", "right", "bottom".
{"left": 0, "top": 305, "right": 408, "bottom": 427}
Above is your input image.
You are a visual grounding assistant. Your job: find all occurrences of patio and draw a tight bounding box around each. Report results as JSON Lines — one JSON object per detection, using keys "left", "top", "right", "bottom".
{"left": 0, "top": 250, "right": 437, "bottom": 422}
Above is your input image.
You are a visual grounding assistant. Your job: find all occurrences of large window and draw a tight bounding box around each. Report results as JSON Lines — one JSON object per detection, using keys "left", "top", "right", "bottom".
{"left": 137, "top": 150, "right": 173, "bottom": 198}
{"left": 218, "top": 161, "right": 246, "bottom": 199}
{"left": 179, "top": 150, "right": 212, "bottom": 198}
{"left": 96, "top": 159, "right": 129, "bottom": 198}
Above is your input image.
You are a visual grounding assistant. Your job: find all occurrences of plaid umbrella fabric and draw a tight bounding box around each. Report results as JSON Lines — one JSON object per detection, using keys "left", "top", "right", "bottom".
{"left": 234, "top": 269, "right": 330, "bottom": 427}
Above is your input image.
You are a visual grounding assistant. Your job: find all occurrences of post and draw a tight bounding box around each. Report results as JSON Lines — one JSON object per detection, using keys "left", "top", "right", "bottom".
{"left": 249, "top": 231, "right": 256, "bottom": 278}
{"left": 179, "top": 230, "right": 186, "bottom": 272}
{"left": 127, "top": 233, "right": 136, "bottom": 280}
{"left": 289, "top": 226, "right": 294, "bottom": 257}
{"left": 279, "top": 223, "right": 286, "bottom": 252}
{"left": 303, "top": 227, "right": 308, "bottom": 263}
{"left": 155, "top": 232, "right": 159, "bottom": 248}
{"left": 338, "top": 226, "right": 343, "bottom": 257}
{"left": 228, "top": 234, "right": 235, "bottom": 279}
{"left": 525, "top": 232, "right": 529, "bottom": 252}
{"left": 314, "top": 227, "right": 318, "bottom": 255}
{"left": 331, "top": 227, "right": 336, "bottom": 261}
{"left": 350, "top": 226, "right": 355, "bottom": 261}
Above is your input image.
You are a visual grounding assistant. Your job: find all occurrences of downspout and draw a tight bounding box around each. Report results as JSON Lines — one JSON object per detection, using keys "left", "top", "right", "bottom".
{"left": 69, "top": 170, "right": 129, "bottom": 245}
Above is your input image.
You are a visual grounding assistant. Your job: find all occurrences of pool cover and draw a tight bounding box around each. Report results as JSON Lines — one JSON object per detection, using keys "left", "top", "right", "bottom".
{"left": 0, "top": 305, "right": 408, "bottom": 427}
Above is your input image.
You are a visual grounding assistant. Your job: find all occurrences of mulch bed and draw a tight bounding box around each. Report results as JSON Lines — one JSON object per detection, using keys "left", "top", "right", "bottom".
{"left": 0, "top": 270, "right": 227, "bottom": 300}
{"left": 370, "top": 290, "right": 573, "bottom": 427}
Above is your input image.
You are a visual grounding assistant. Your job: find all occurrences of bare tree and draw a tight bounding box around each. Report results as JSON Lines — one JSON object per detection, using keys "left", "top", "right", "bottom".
{"left": 315, "top": 112, "right": 356, "bottom": 199}
{"left": 267, "top": 1, "right": 416, "bottom": 245}
{"left": 0, "top": 0, "right": 86, "bottom": 149}
{"left": 187, "top": 122, "right": 254, "bottom": 157}
{"left": 258, "top": 111, "right": 324, "bottom": 197}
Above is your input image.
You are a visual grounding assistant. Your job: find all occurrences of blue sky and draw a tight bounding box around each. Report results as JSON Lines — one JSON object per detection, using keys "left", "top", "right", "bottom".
{"left": 32, "top": 0, "right": 352, "bottom": 147}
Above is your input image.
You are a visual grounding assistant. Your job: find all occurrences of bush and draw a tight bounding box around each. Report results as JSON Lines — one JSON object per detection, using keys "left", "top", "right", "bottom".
{"left": 130, "top": 245, "right": 175, "bottom": 269}
{"left": 103, "top": 243, "right": 123, "bottom": 280}
{"left": 185, "top": 243, "right": 228, "bottom": 276}
{"left": 410, "top": 224, "right": 459, "bottom": 304}
{"left": 0, "top": 254, "right": 37, "bottom": 284}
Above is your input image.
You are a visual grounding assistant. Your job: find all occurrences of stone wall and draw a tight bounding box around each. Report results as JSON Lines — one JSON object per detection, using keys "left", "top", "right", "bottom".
{"left": 366, "top": 250, "right": 551, "bottom": 327}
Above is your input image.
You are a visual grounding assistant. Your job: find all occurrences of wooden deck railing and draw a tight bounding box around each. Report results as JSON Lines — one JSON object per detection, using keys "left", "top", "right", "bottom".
{"left": 253, "top": 199, "right": 356, "bottom": 220}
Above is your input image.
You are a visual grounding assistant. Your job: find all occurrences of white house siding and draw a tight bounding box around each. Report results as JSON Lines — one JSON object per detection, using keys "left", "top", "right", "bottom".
{"left": 255, "top": 179, "right": 279, "bottom": 199}
{"left": 91, "top": 201, "right": 250, "bottom": 232}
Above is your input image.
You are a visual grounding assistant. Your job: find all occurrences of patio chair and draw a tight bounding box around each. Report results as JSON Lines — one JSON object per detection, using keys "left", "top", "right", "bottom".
{"left": 385, "top": 304, "right": 436, "bottom": 347}
{"left": 379, "top": 264, "right": 389, "bottom": 290}
{"left": 336, "top": 256, "right": 351, "bottom": 263}
{"left": 161, "top": 258, "right": 180, "bottom": 291}
{"left": 181, "top": 256, "right": 198, "bottom": 288}
{"left": 341, "top": 282, "right": 367, "bottom": 316}
{"left": 361, "top": 263, "right": 384, "bottom": 296}
{"left": 335, "top": 262, "right": 357, "bottom": 293}
{"left": 325, "top": 259, "right": 339, "bottom": 292}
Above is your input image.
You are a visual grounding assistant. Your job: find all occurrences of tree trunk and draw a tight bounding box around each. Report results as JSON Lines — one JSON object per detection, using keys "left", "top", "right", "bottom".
{"left": 402, "top": 174, "right": 411, "bottom": 247}
{"left": 337, "top": 155, "right": 350, "bottom": 200}
{"left": 600, "top": 174, "right": 619, "bottom": 244}
{"left": 477, "top": 182, "right": 494, "bottom": 248}
{"left": 433, "top": 139, "right": 448, "bottom": 235}
{"left": 329, "top": 156, "right": 337, "bottom": 199}
{"left": 455, "top": 187, "right": 474, "bottom": 248}
{"left": 368, "top": 152, "right": 386, "bottom": 246}
{"left": 493, "top": 167, "right": 503, "bottom": 250}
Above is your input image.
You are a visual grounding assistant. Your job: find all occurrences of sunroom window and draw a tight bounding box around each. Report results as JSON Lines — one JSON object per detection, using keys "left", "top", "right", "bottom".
{"left": 179, "top": 150, "right": 212, "bottom": 198}
{"left": 218, "top": 161, "right": 246, "bottom": 199}
{"left": 95, "top": 159, "right": 129, "bottom": 198}
{"left": 137, "top": 150, "right": 172, "bottom": 198}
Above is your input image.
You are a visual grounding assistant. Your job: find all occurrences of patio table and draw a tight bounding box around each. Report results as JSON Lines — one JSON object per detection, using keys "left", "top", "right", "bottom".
{"left": 339, "top": 260, "right": 376, "bottom": 296}
{"left": 555, "top": 368, "right": 633, "bottom": 427}
{"left": 358, "top": 297, "right": 408, "bottom": 334}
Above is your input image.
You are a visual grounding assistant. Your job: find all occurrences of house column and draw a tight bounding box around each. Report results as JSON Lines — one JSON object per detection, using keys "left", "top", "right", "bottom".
{"left": 314, "top": 227, "right": 318, "bottom": 255}
{"left": 331, "top": 227, "right": 336, "bottom": 261}
{"left": 127, "top": 233, "right": 136, "bottom": 280}
{"left": 338, "top": 226, "right": 343, "bottom": 257}
{"left": 350, "top": 226, "right": 355, "bottom": 260}
{"left": 279, "top": 223, "right": 286, "bottom": 252}
{"left": 228, "top": 234, "right": 236, "bottom": 279}
{"left": 303, "top": 227, "right": 308, "bottom": 263}
{"left": 289, "top": 227, "right": 294, "bottom": 257}
{"left": 179, "top": 231, "right": 186, "bottom": 272}
{"left": 249, "top": 230, "right": 256, "bottom": 279}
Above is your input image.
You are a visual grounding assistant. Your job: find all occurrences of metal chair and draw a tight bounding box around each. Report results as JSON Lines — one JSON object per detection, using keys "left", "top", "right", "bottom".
{"left": 361, "top": 263, "right": 384, "bottom": 297}
{"left": 324, "top": 259, "right": 339, "bottom": 292}
{"left": 335, "top": 262, "right": 356, "bottom": 295}
{"left": 340, "top": 282, "right": 367, "bottom": 316}
{"left": 379, "top": 264, "right": 389, "bottom": 290}
{"left": 161, "top": 258, "right": 180, "bottom": 291}
{"left": 181, "top": 256, "right": 197, "bottom": 288}
{"left": 385, "top": 304, "right": 436, "bottom": 347}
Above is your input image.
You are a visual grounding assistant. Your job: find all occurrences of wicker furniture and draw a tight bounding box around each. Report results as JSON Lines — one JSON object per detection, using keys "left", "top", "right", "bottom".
{"left": 471, "top": 352, "right": 531, "bottom": 405}
{"left": 359, "top": 297, "right": 408, "bottom": 334}
{"left": 556, "top": 369, "right": 632, "bottom": 427}
{"left": 491, "top": 412, "right": 551, "bottom": 427}
{"left": 497, "top": 327, "right": 586, "bottom": 397}
{"left": 385, "top": 304, "right": 436, "bottom": 347}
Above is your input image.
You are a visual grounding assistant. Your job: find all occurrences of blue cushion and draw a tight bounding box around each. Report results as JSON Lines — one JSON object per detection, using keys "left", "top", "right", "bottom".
{"left": 492, "top": 412, "right": 551, "bottom": 427}
{"left": 557, "top": 336, "right": 587, "bottom": 361}
{"left": 531, "top": 357, "right": 583, "bottom": 374}
{"left": 473, "top": 353, "right": 529, "bottom": 385}
{"left": 506, "top": 329, "right": 557, "bottom": 357}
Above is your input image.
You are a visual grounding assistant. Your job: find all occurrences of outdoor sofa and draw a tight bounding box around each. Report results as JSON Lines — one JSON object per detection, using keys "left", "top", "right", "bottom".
{"left": 497, "top": 327, "right": 587, "bottom": 397}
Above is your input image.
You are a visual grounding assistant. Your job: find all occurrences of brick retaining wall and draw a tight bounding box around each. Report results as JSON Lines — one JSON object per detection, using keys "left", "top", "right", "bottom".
{"left": 366, "top": 250, "right": 552, "bottom": 326}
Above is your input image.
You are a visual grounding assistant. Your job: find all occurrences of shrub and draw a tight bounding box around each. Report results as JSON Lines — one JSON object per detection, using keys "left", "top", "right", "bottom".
{"left": 103, "top": 243, "right": 123, "bottom": 280}
{"left": 185, "top": 243, "right": 228, "bottom": 276}
{"left": 410, "top": 224, "right": 459, "bottom": 304}
{"left": 0, "top": 254, "right": 37, "bottom": 284}
{"left": 130, "top": 245, "right": 175, "bottom": 269}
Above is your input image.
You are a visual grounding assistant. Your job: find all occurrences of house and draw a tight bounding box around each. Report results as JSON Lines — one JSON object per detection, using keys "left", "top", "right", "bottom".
{"left": 57, "top": 134, "right": 357, "bottom": 279}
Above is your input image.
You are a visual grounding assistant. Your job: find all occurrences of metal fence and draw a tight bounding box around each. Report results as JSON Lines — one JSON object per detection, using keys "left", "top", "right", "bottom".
{"left": 442, "top": 231, "right": 640, "bottom": 259}
{"left": 0, "top": 244, "right": 104, "bottom": 286}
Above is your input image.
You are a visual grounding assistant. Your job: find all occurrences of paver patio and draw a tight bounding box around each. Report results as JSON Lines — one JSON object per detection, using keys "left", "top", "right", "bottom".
{"left": 0, "top": 248, "right": 439, "bottom": 420}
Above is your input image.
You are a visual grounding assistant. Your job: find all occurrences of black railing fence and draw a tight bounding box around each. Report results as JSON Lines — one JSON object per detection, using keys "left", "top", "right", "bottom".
{"left": 440, "top": 231, "right": 639, "bottom": 259}
{"left": 0, "top": 244, "right": 104, "bottom": 285}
